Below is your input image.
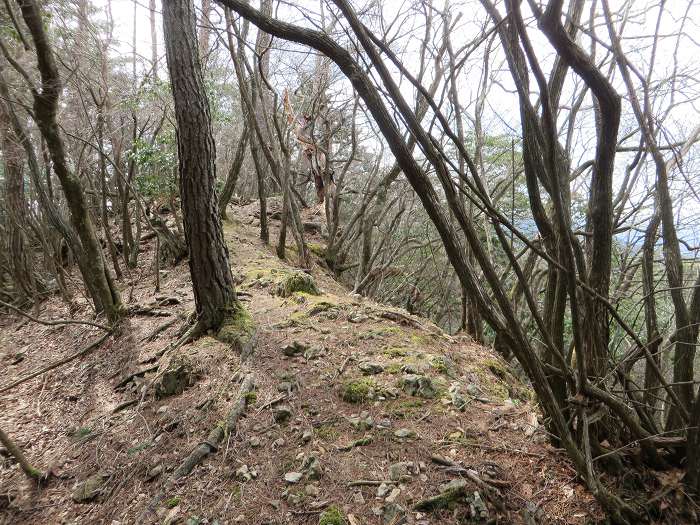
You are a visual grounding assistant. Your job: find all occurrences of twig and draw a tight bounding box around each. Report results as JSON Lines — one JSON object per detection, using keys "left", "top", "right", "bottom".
{"left": 0, "top": 332, "right": 111, "bottom": 394}
{"left": 0, "top": 299, "right": 110, "bottom": 331}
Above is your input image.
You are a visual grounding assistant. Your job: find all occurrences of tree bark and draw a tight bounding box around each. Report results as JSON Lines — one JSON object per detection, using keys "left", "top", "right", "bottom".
{"left": 162, "top": 0, "right": 239, "bottom": 331}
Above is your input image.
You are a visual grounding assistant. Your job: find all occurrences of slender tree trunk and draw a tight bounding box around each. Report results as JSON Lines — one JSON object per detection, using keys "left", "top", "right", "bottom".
{"left": 16, "top": 0, "right": 122, "bottom": 322}
{"left": 162, "top": 0, "right": 240, "bottom": 331}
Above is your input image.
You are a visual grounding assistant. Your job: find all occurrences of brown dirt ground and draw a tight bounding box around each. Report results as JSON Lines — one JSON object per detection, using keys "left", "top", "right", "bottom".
{"left": 0, "top": 202, "right": 602, "bottom": 524}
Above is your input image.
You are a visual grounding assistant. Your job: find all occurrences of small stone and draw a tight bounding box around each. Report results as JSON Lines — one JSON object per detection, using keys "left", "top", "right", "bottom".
{"left": 348, "top": 312, "right": 369, "bottom": 323}
{"left": 235, "top": 464, "right": 252, "bottom": 481}
{"left": 270, "top": 500, "right": 281, "bottom": 509}
{"left": 157, "top": 405, "right": 169, "bottom": 414}
{"left": 284, "top": 471, "right": 303, "bottom": 483}
{"left": 388, "top": 462, "right": 416, "bottom": 482}
{"left": 249, "top": 436, "right": 261, "bottom": 448}
{"left": 359, "top": 362, "right": 384, "bottom": 375}
{"left": 272, "top": 437, "right": 285, "bottom": 448}
{"left": 273, "top": 405, "right": 293, "bottom": 424}
{"left": 146, "top": 464, "right": 163, "bottom": 481}
{"left": 382, "top": 502, "right": 406, "bottom": 524}
{"left": 282, "top": 341, "right": 307, "bottom": 357}
{"left": 377, "top": 483, "right": 391, "bottom": 498}
{"left": 400, "top": 374, "right": 436, "bottom": 398}
{"left": 301, "top": 430, "right": 313, "bottom": 443}
{"left": 385, "top": 488, "right": 401, "bottom": 503}
{"left": 72, "top": 472, "right": 109, "bottom": 503}
{"left": 393, "top": 428, "right": 416, "bottom": 439}
{"left": 353, "top": 491, "right": 365, "bottom": 504}
{"left": 377, "top": 418, "right": 392, "bottom": 429}
{"left": 304, "top": 483, "right": 320, "bottom": 497}
{"left": 303, "top": 455, "right": 322, "bottom": 480}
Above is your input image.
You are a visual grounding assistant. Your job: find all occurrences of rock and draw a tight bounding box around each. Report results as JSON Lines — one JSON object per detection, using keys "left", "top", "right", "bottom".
{"left": 348, "top": 312, "right": 369, "bottom": 323}
{"left": 304, "top": 483, "right": 320, "bottom": 497}
{"left": 249, "top": 436, "right": 261, "bottom": 448}
{"left": 274, "top": 272, "right": 320, "bottom": 297}
{"left": 359, "top": 362, "right": 384, "bottom": 375}
{"left": 377, "top": 418, "right": 392, "bottom": 429}
{"left": 277, "top": 381, "right": 298, "bottom": 393}
{"left": 146, "top": 464, "right": 163, "bottom": 481}
{"left": 385, "top": 488, "right": 401, "bottom": 503}
{"left": 302, "top": 455, "right": 322, "bottom": 480}
{"left": 353, "top": 491, "right": 365, "bottom": 504}
{"left": 400, "top": 374, "right": 436, "bottom": 398}
{"left": 235, "top": 464, "right": 253, "bottom": 482}
{"left": 448, "top": 383, "right": 468, "bottom": 411}
{"left": 301, "top": 430, "right": 313, "bottom": 443}
{"left": 348, "top": 411, "right": 374, "bottom": 431}
{"left": 382, "top": 502, "right": 406, "bottom": 524}
{"left": 471, "top": 490, "right": 489, "bottom": 520}
{"left": 388, "top": 462, "right": 416, "bottom": 482}
{"left": 340, "top": 379, "right": 377, "bottom": 403}
{"left": 273, "top": 405, "right": 293, "bottom": 424}
{"left": 284, "top": 471, "right": 303, "bottom": 483}
{"left": 282, "top": 341, "right": 307, "bottom": 357}
{"left": 272, "top": 437, "right": 285, "bottom": 448}
{"left": 377, "top": 483, "right": 391, "bottom": 498}
{"left": 155, "top": 357, "right": 197, "bottom": 398}
{"left": 72, "top": 472, "right": 109, "bottom": 503}
{"left": 413, "top": 479, "right": 468, "bottom": 512}
{"left": 393, "top": 428, "right": 416, "bottom": 439}
{"left": 270, "top": 500, "right": 281, "bottom": 510}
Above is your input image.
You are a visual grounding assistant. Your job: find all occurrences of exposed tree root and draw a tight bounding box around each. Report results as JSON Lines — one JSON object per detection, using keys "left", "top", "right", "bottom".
{"left": 137, "top": 373, "right": 255, "bottom": 522}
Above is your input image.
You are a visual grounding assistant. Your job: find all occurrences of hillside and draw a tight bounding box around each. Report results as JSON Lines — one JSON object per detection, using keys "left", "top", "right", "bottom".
{"left": 0, "top": 203, "right": 599, "bottom": 524}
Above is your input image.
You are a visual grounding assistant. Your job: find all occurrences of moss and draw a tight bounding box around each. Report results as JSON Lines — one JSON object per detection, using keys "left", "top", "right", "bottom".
{"left": 318, "top": 506, "right": 347, "bottom": 525}
{"left": 275, "top": 272, "right": 320, "bottom": 298}
{"left": 340, "top": 378, "right": 377, "bottom": 403}
{"left": 314, "top": 423, "right": 340, "bottom": 441}
{"left": 307, "top": 242, "right": 327, "bottom": 258}
{"left": 429, "top": 355, "right": 449, "bottom": 374}
{"left": 483, "top": 358, "right": 508, "bottom": 380}
{"left": 127, "top": 441, "right": 153, "bottom": 455}
{"left": 410, "top": 333, "right": 434, "bottom": 346}
{"left": 387, "top": 398, "right": 424, "bottom": 419}
{"left": 382, "top": 346, "right": 410, "bottom": 358}
{"left": 385, "top": 363, "right": 403, "bottom": 374}
{"left": 244, "top": 391, "right": 257, "bottom": 405}
{"left": 72, "top": 426, "right": 93, "bottom": 440}
{"left": 216, "top": 303, "right": 254, "bottom": 349}
{"left": 165, "top": 496, "right": 181, "bottom": 508}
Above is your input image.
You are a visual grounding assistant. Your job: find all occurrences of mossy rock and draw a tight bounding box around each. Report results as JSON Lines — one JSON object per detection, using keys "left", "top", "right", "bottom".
{"left": 72, "top": 472, "right": 109, "bottom": 503}
{"left": 307, "top": 243, "right": 327, "bottom": 259}
{"left": 340, "top": 378, "right": 377, "bottom": 403}
{"left": 382, "top": 346, "right": 410, "bottom": 358}
{"left": 318, "top": 506, "right": 347, "bottom": 525}
{"left": 156, "top": 356, "right": 198, "bottom": 398}
{"left": 216, "top": 304, "right": 255, "bottom": 351}
{"left": 275, "top": 272, "right": 320, "bottom": 298}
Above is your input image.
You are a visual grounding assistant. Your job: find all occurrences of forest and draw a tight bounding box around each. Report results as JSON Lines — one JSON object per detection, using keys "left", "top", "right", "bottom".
{"left": 1, "top": 0, "right": 700, "bottom": 524}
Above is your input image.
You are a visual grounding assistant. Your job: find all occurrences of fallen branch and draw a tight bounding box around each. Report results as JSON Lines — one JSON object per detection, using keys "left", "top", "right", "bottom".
{"left": 0, "top": 299, "right": 110, "bottom": 331}
{"left": 0, "top": 332, "right": 111, "bottom": 394}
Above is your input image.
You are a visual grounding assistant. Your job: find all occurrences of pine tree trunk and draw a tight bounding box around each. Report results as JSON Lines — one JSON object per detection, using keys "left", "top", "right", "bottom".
{"left": 162, "top": 0, "right": 239, "bottom": 331}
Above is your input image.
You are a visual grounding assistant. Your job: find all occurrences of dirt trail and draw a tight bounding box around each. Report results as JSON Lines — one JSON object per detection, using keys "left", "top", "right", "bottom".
{"left": 0, "top": 203, "right": 599, "bottom": 524}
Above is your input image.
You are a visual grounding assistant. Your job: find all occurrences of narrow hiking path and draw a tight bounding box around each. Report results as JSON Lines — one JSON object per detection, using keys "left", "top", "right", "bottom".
{"left": 1, "top": 202, "right": 599, "bottom": 524}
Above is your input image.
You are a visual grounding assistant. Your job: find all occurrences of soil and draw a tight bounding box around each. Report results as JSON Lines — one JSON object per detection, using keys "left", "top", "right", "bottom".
{"left": 0, "top": 202, "right": 601, "bottom": 524}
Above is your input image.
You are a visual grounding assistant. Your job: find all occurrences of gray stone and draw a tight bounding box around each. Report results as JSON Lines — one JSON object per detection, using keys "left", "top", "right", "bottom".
{"left": 302, "top": 455, "right": 322, "bottom": 480}
{"left": 353, "top": 491, "right": 365, "bottom": 504}
{"left": 282, "top": 341, "right": 307, "bottom": 357}
{"left": 72, "top": 472, "right": 109, "bottom": 503}
{"left": 284, "top": 471, "right": 303, "bottom": 483}
{"left": 382, "top": 503, "right": 407, "bottom": 524}
{"left": 301, "top": 430, "right": 313, "bottom": 443}
{"left": 393, "top": 428, "right": 416, "bottom": 439}
{"left": 273, "top": 405, "right": 293, "bottom": 424}
{"left": 400, "top": 374, "right": 436, "bottom": 398}
{"left": 377, "top": 483, "right": 391, "bottom": 498}
{"left": 359, "top": 362, "right": 384, "bottom": 375}
{"left": 388, "top": 462, "right": 416, "bottom": 482}
{"left": 249, "top": 436, "right": 261, "bottom": 448}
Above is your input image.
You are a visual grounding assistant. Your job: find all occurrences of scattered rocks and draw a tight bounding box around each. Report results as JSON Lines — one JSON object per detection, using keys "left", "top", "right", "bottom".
{"left": 358, "top": 362, "right": 384, "bottom": 375}
{"left": 399, "top": 374, "right": 436, "bottom": 398}
{"left": 234, "top": 464, "right": 257, "bottom": 482}
{"left": 72, "top": 472, "right": 109, "bottom": 503}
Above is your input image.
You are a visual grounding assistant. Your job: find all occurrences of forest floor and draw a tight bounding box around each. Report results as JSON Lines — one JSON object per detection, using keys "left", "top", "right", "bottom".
{"left": 0, "top": 202, "right": 601, "bottom": 524}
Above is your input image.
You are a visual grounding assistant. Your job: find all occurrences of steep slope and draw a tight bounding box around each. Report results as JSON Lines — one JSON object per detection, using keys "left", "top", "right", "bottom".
{"left": 0, "top": 202, "right": 599, "bottom": 524}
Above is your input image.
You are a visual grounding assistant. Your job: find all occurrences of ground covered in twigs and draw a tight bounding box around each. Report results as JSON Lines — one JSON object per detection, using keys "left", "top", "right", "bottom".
{"left": 0, "top": 202, "right": 602, "bottom": 524}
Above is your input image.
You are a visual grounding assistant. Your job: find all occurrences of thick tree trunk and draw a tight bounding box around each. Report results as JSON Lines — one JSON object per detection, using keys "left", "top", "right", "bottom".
{"left": 162, "top": 0, "right": 239, "bottom": 331}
